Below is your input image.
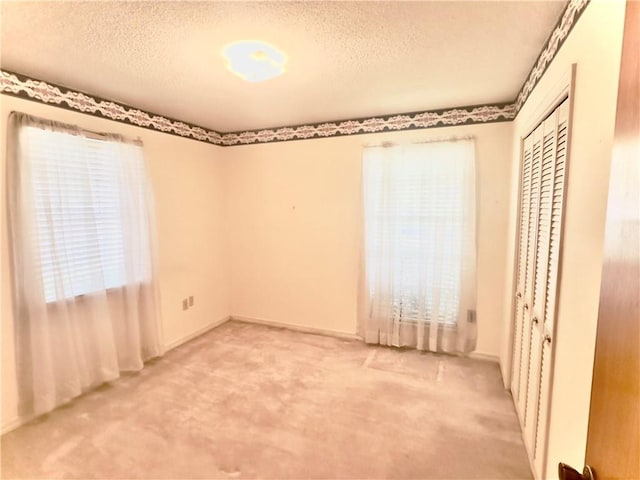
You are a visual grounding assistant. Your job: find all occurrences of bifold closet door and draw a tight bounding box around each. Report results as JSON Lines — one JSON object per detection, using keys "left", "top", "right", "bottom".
{"left": 532, "top": 99, "right": 569, "bottom": 475}
{"left": 511, "top": 128, "right": 534, "bottom": 405}
{"left": 511, "top": 98, "right": 570, "bottom": 478}
{"left": 517, "top": 122, "right": 543, "bottom": 419}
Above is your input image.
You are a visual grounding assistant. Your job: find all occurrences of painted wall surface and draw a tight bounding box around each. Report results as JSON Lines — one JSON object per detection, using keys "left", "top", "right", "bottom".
{"left": 226, "top": 122, "right": 514, "bottom": 356}
{"left": 0, "top": 95, "right": 231, "bottom": 431}
{"left": 500, "top": 1, "right": 626, "bottom": 477}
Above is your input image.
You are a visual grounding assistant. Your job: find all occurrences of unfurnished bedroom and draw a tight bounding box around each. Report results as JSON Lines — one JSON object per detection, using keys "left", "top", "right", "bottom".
{"left": 0, "top": 1, "right": 638, "bottom": 479}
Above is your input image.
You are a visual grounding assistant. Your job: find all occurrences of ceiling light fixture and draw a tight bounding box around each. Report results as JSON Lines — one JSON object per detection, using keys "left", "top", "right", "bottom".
{"left": 223, "top": 40, "right": 286, "bottom": 83}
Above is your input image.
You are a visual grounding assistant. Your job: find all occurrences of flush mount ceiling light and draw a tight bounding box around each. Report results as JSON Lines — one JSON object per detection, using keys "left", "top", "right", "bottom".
{"left": 223, "top": 41, "right": 286, "bottom": 83}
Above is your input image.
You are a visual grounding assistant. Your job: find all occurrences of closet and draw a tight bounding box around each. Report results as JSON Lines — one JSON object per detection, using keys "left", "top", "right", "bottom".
{"left": 511, "top": 98, "right": 570, "bottom": 478}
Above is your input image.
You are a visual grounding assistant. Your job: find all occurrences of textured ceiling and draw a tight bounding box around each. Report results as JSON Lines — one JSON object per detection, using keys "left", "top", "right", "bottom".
{"left": 0, "top": 1, "right": 567, "bottom": 132}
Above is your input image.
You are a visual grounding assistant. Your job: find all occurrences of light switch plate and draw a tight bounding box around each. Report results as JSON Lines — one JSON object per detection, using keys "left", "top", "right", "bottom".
{"left": 182, "top": 299, "right": 188, "bottom": 310}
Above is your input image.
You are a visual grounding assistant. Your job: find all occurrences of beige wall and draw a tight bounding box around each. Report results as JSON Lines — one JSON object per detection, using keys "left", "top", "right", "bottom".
{"left": 1, "top": 98, "right": 513, "bottom": 431}
{"left": 0, "top": 95, "right": 231, "bottom": 431}
{"left": 226, "top": 122, "right": 514, "bottom": 356}
{"left": 501, "top": 1, "right": 626, "bottom": 478}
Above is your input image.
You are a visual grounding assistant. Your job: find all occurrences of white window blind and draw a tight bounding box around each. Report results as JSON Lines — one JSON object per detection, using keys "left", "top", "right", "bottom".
{"left": 367, "top": 152, "right": 465, "bottom": 323}
{"left": 362, "top": 140, "right": 476, "bottom": 329}
{"left": 19, "top": 126, "right": 148, "bottom": 303}
{"left": 8, "top": 112, "right": 162, "bottom": 417}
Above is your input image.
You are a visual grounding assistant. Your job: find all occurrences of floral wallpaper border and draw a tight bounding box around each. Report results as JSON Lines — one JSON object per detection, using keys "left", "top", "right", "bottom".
{"left": 0, "top": 0, "right": 589, "bottom": 146}
{"left": 514, "top": 0, "right": 589, "bottom": 112}
{"left": 0, "top": 70, "right": 223, "bottom": 144}
{"left": 0, "top": 70, "right": 515, "bottom": 146}
{"left": 219, "top": 104, "right": 517, "bottom": 146}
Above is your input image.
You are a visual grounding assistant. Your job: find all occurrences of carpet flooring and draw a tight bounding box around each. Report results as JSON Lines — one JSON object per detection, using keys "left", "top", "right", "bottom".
{"left": 1, "top": 320, "right": 532, "bottom": 479}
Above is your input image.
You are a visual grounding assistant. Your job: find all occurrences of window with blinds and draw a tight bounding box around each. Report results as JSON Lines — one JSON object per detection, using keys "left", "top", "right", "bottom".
{"left": 19, "top": 126, "right": 147, "bottom": 303}
{"left": 363, "top": 141, "right": 475, "bottom": 326}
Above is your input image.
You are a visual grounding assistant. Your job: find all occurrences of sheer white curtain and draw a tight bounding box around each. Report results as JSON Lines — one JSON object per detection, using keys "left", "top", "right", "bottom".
{"left": 7, "top": 112, "right": 162, "bottom": 417}
{"left": 359, "top": 139, "right": 477, "bottom": 354}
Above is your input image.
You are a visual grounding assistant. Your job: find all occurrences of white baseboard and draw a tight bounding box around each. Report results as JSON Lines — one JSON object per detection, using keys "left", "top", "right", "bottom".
{"left": 231, "top": 317, "right": 501, "bottom": 363}
{"left": 163, "top": 315, "right": 231, "bottom": 352}
{"left": 231, "top": 315, "right": 362, "bottom": 341}
{"left": 468, "top": 351, "right": 500, "bottom": 363}
{"left": 1, "top": 415, "right": 28, "bottom": 435}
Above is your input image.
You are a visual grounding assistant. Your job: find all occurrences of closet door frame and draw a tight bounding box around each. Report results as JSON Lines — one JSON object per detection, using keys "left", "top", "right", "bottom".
{"left": 507, "top": 64, "right": 576, "bottom": 386}
{"left": 508, "top": 64, "right": 576, "bottom": 480}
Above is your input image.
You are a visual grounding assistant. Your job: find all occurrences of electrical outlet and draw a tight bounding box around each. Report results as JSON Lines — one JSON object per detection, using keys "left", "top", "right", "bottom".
{"left": 182, "top": 299, "right": 188, "bottom": 310}
{"left": 189, "top": 296, "right": 194, "bottom": 307}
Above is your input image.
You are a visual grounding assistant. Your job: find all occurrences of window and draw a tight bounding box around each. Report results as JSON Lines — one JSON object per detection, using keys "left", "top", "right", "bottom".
{"left": 16, "top": 123, "right": 150, "bottom": 303}
{"left": 362, "top": 139, "right": 476, "bottom": 331}
{"left": 8, "top": 112, "right": 162, "bottom": 417}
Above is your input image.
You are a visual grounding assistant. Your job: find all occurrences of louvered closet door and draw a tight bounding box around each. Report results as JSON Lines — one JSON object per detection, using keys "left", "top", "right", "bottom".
{"left": 517, "top": 122, "right": 544, "bottom": 418}
{"left": 511, "top": 98, "right": 570, "bottom": 479}
{"left": 510, "top": 135, "right": 533, "bottom": 402}
{"left": 533, "top": 99, "right": 569, "bottom": 476}
{"left": 523, "top": 108, "right": 558, "bottom": 450}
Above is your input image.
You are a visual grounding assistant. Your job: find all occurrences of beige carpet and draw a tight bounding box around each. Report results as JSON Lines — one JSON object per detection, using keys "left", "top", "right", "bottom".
{"left": 1, "top": 320, "right": 532, "bottom": 479}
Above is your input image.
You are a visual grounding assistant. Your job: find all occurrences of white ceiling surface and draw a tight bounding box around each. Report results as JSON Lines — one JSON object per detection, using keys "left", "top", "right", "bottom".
{"left": 1, "top": 1, "right": 567, "bottom": 133}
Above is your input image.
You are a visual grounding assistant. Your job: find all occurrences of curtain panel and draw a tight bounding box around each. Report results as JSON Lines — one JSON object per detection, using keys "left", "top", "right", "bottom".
{"left": 359, "top": 139, "right": 478, "bottom": 354}
{"left": 6, "top": 112, "right": 162, "bottom": 417}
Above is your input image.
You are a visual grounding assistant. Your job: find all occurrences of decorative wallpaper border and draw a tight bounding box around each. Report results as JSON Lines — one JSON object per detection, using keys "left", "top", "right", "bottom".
{"left": 220, "top": 104, "right": 517, "bottom": 146}
{"left": 0, "top": 70, "right": 515, "bottom": 146}
{"left": 0, "top": 0, "right": 589, "bottom": 146}
{"left": 0, "top": 70, "right": 223, "bottom": 145}
{"left": 515, "top": 0, "right": 589, "bottom": 112}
